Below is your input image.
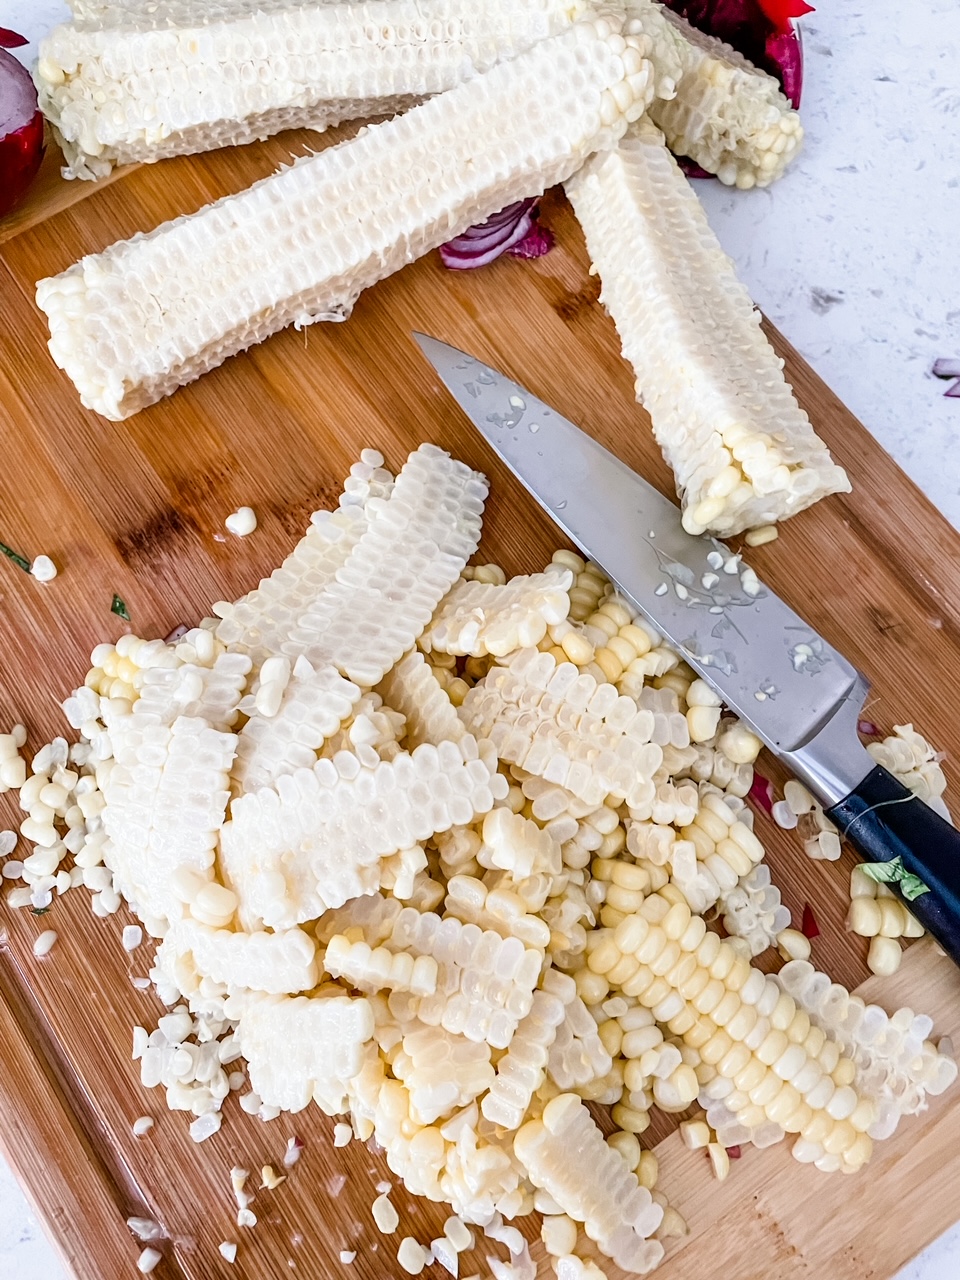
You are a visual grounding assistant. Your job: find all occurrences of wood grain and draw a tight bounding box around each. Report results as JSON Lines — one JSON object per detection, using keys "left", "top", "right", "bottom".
{"left": 1, "top": 127, "right": 960, "bottom": 1280}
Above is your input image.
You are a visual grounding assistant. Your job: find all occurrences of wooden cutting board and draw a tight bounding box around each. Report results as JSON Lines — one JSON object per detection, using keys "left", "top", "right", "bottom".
{"left": 2, "top": 129, "right": 960, "bottom": 1280}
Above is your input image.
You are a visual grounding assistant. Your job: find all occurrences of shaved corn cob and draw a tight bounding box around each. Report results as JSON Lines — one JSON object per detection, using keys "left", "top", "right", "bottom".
{"left": 237, "top": 994, "right": 375, "bottom": 1113}
{"left": 479, "top": 807, "right": 562, "bottom": 879}
{"left": 628, "top": 1, "right": 804, "bottom": 187}
{"left": 233, "top": 660, "right": 362, "bottom": 792}
{"left": 220, "top": 735, "right": 506, "bottom": 929}
{"left": 459, "top": 647, "right": 663, "bottom": 808}
{"left": 420, "top": 565, "right": 573, "bottom": 658}
{"left": 37, "top": 14, "right": 655, "bottom": 419}
{"left": 566, "top": 121, "right": 849, "bottom": 535}
{"left": 514, "top": 1094, "right": 664, "bottom": 1274}
{"left": 378, "top": 651, "right": 466, "bottom": 748}
{"left": 285, "top": 446, "right": 487, "bottom": 686}
{"left": 101, "top": 716, "right": 236, "bottom": 932}
{"left": 39, "top": 0, "right": 586, "bottom": 179}
{"left": 156, "top": 918, "right": 319, "bottom": 996}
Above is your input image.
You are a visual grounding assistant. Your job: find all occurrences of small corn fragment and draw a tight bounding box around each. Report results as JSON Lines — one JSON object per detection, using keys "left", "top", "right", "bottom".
{"left": 479, "top": 807, "right": 562, "bottom": 879}
{"left": 236, "top": 994, "right": 374, "bottom": 1114}
{"left": 393, "top": 1025, "right": 495, "bottom": 1122}
{"left": 283, "top": 446, "right": 487, "bottom": 686}
{"left": 129, "top": 651, "right": 252, "bottom": 734}
{"left": 378, "top": 651, "right": 466, "bottom": 749}
{"left": 565, "top": 121, "right": 849, "bottom": 535}
{"left": 388, "top": 905, "right": 543, "bottom": 1048}
{"left": 459, "top": 647, "right": 663, "bottom": 808}
{"left": 154, "top": 918, "right": 319, "bottom": 996}
{"left": 101, "top": 716, "right": 237, "bottom": 931}
{"left": 233, "top": 661, "right": 363, "bottom": 792}
{"left": 626, "top": 0, "right": 803, "bottom": 187}
{"left": 420, "top": 565, "right": 573, "bottom": 657}
{"left": 37, "top": 15, "right": 654, "bottom": 419}
{"left": 547, "top": 989, "right": 614, "bottom": 1091}
{"left": 39, "top": 0, "right": 587, "bottom": 179}
{"left": 215, "top": 456, "right": 394, "bottom": 667}
{"left": 444, "top": 875, "right": 551, "bottom": 950}
{"left": 481, "top": 972, "right": 572, "bottom": 1129}
{"left": 514, "top": 1094, "right": 664, "bottom": 1274}
{"left": 324, "top": 933, "right": 439, "bottom": 996}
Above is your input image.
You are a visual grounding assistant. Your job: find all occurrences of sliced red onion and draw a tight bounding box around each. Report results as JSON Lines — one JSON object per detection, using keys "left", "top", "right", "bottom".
{"left": 507, "top": 220, "right": 554, "bottom": 260}
{"left": 765, "top": 28, "right": 803, "bottom": 108}
{"left": 164, "top": 623, "right": 190, "bottom": 644}
{"left": 0, "top": 28, "right": 28, "bottom": 47}
{"left": 857, "top": 718, "right": 879, "bottom": 737}
{"left": 677, "top": 157, "right": 716, "bottom": 180}
{"left": 0, "top": 33, "right": 45, "bottom": 220}
{"left": 801, "top": 902, "right": 820, "bottom": 939}
{"left": 727, "top": 1145, "right": 742, "bottom": 1159}
{"left": 748, "top": 771, "right": 775, "bottom": 816}
{"left": 440, "top": 199, "right": 553, "bottom": 271}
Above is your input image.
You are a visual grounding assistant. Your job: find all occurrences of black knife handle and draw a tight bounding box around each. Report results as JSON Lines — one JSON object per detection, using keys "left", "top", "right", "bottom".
{"left": 827, "top": 764, "right": 960, "bottom": 964}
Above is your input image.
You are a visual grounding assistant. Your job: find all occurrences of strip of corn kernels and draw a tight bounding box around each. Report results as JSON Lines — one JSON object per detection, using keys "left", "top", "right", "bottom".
{"left": 566, "top": 120, "right": 849, "bottom": 535}
{"left": 39, "top": 0, "right": 588, "bottom": 178}
{"left": 37, "top": 13, "right": 654, "bottom": 419}
{"left": 587, "top": 895, "right": 877, "bottom": 1172}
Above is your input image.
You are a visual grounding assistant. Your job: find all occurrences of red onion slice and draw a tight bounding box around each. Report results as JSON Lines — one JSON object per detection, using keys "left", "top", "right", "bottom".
{"left": 440, "top": 199, "right": 553, "bottom": 271}
{"left": 0, "top": 38, "right": 45, "bottom": 219}
{"left": 748, "top": 771, "right": 775, "bottom": 816}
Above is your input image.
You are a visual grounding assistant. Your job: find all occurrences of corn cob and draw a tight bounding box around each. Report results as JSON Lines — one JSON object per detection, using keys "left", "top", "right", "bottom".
{"left": 627, "top": 1, "right": 804, "bottom": 187}
{"left": 777, "top": 959, "right": 959, "bottom": 1140}
{"left": 420, "top": 565, "right": 573, "bottom": 658}
{"left": 514, "top": 1093, "right": 665, "bottom": 1275}
{"left": 232, "top": 659, "right": 362, "bottom": 792}
{"left": 323, "top": 932, "right": 439, "bottom": 996}
{"left": 101, "top": 716, "right": 236, "bottom": 932}
{"left": 37, "top": 14, "right": 655, "bottom": 419}
{"left": 214, "top": 454, "right": 394, "bottom": 667}
{"left": 237, "top": 993, "right": 375, "bottom": 1113}
{"left": 286, "top": 446, "right": 487, "bottom": 687}
{"left": 459, "top": 647, "right": 663, "bottom": 808}
{"left": 387, "top": 906, "right": 544, "bottom": 1048}
{"left": 393, "top": 1025, "right": 495, "bottom": 1123}
{"left": 39, "top": 0, "right": 586, "bottom": 180}
{"left": 156, "top": 917, "right": 319, "bottom": 996}
{"left": 377, "top": 650, "right": 466, "bottom": 749}
{"left": 481, "top": 970, "right": 573, "bottom": 1129}
{"left": 219, "top": 736, "right": 506, "bottom": 929}
{"left": 444, "top": 874, "right": 552, "bottom": 950}
{"left": 565, "top": 121, "right": 850, "bottom": 535}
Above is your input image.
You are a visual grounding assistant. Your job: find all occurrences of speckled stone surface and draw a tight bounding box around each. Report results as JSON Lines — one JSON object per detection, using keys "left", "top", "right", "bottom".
{"left": 0, "top": 2, "right": 958, "bottom": 1278}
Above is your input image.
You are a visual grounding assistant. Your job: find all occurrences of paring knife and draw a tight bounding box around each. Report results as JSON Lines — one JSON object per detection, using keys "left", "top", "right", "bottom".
{"left": 414, "top": 332, "right": 960, "bottom": 967}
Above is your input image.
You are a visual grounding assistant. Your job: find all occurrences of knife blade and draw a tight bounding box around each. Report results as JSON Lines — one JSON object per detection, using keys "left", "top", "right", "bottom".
{"left": 414, "top": 331, "right": 960, "bottom": 966}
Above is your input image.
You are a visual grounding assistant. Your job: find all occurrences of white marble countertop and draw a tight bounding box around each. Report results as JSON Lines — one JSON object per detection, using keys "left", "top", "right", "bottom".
{"left": 1, "top": 2, "right": 959, "bottom": 1278}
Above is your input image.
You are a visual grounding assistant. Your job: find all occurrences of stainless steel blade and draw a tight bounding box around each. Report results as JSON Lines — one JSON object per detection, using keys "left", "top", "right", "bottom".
{"left": 414, "top": 333, "right": 870, "bottom": 785}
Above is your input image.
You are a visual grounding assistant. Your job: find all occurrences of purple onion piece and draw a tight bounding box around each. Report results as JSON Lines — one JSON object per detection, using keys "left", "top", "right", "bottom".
{"left": 932, "top": 358, "right": 960, "bottom": 379}
{"left": 766, "top": 27, "right": 803, "bottom": 108}
{"left": 439, "top": 199, "right": 553, "bottom": 271}
{"left": 507, "top": 221, "right": 554, "bottom": 260}
{"left": 677, "top": 156, "right": 716, "bottom": 180}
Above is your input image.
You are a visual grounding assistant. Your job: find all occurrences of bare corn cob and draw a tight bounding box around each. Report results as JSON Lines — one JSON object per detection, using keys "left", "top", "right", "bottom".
{"left": 39, "top": 0, "right": 586, "bottom": 179}
{"left": 627, "top": 0, "right": 803, "bottom": 186}
{"left": 37, "top": 13, "right": 655, "bottom": 420}
{"left": 323, "top": 933, "right": 439, "bottom": 996}
{"left": 566, "top": 121, "right": 850, "bottom": 535}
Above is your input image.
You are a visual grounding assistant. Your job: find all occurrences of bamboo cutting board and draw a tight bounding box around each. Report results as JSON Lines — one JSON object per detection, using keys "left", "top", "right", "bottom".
{"left": 2, "top": 128, "right": 960, "bottom": 1280}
